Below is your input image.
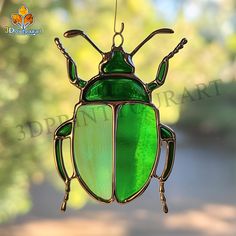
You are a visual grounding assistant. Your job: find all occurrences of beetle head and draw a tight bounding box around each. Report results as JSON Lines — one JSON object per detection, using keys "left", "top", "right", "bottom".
{"left": 98, "top": 27, "right": 174, "bottom": 75}
{"left": 99, "top": 47, "right": 135, "bottom": 74}
{"left": 64, "top": 28, "right": 174, "bottom": 76}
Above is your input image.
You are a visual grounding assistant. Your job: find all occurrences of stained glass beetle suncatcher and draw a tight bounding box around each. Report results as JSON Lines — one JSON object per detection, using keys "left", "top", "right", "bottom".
{"left": 54, "top": 26, "right": 187, "bottom": 213}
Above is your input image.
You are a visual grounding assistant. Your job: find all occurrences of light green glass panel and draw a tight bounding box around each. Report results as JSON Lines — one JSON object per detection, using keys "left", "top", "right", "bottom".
{"left": 73, "top": 104, "right": 113, "bottom": 200}
{"left": 116, "top": 103, "right": 158, "bottom": 202}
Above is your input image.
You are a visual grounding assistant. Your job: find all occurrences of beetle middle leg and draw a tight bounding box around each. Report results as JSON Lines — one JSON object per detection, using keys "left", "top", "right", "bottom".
{"left": 154, "top": 124, "right": 176, "bottom": 213}
{"left": 54, "top": 119, "right": 75, "bottom": 211}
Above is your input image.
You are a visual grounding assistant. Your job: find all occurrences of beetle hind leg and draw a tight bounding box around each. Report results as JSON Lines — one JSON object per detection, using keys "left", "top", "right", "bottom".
{"left": 61, "top": 175, "right": 76, "bottom": 211}
{"left": 158, "top": 180, "right": 168, "bottom": 213}
{"left": 155, "top": 124, "right": 176, "bottom": 213}
{"left": 54, "top": 120, "right": 74, "bottom": 212}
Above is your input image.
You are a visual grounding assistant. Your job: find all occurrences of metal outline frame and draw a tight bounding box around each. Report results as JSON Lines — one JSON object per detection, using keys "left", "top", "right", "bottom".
{"left": 53, "top": 27, "right": 186, "bottom": 212}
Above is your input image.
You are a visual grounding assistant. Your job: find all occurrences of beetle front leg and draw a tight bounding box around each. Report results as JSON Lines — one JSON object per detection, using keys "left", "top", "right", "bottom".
{"left": 147, "top": 38, "right": 187, "bottom": 92}
{"left": 54, "top": 119, "right": 75, "bottom": 211}
{"left": 54, "top": 38, "right": 87, "bottom": 89}
{"left": 155, "top": 124, "right": 176, "bottom": 213}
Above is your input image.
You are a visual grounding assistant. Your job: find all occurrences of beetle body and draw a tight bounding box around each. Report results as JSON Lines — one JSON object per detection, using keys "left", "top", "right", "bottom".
{"left": 72, "top": 101, "right": 159, "bottom": 203}
{"left": 54, "top": 28, "right": 187, "bottom": 213}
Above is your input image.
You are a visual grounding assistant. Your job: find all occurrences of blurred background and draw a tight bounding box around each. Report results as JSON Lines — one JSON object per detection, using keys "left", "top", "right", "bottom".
{"left": 0, "top": 0, "right": 236, "bottom": 235}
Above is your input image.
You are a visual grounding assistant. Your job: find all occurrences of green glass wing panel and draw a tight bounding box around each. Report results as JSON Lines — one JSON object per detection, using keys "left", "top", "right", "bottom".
{"left": 73, "top": 104, "right": 113, "bottom": 200}
{"left": 83, "top": 77, "right": 149, "bottom": 102}
{"left": 115, "top": 103, "right": 158, "bottom": 202}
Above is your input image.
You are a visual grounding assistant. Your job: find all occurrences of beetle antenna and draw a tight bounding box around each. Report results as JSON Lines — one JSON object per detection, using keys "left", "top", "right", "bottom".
{"left": 54, "top": 37, "right": 72, "bottom": 60}
{"left": 130, "top": 28, "right": 174, "bottom": 56}
{"left": 165, "top": 38, "right": 188, "bottom": 60}
{"left": 64, "top": 30, "right": 104, "bottom": 55}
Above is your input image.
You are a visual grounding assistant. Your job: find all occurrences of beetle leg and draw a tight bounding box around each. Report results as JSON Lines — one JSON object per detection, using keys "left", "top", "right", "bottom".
{"left": 159, "top": 181, "right": 168, "bottom": 213}
{"left": 54, "top": 119, "right": 74, "bottom": 212}
{"left": 147, "top": 38, "right": 187, "bottom": 92}
{"left": 66, "top": 58, "right": 87, "bottom": 89}
{"left": 61, "top": 176, "right": 76, "bottom": 212}
{"left": 155, "top": 124, "right": 176, "bottom": 213}
{"left": 54, "top": 37, "right": 87, "bottom": 89}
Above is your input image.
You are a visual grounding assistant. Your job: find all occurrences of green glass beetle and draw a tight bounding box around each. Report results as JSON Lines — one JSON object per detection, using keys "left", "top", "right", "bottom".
{"left": 54, "top": 25, "right": 187, "bottom": 213}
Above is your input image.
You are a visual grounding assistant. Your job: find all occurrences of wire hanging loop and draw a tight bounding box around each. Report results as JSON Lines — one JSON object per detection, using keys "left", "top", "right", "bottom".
{"left": 112, "top": 0, "right": 124, "bottom": 47}
{"left": 112, "top": 22, "right": 124, "bottom": 47}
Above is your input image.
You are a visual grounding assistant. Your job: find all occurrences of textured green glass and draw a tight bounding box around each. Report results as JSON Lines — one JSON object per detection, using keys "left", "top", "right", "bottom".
{"left": 56, "top": 123, "right": 72, "bottom": 137}
{"left": 68, "top": 60, "right": 77, "bottom": 82}
{"left": 116, "top": 104, "right": 158, "bottom": 202}
{"left": 157, "top": 61, "right": 168, "bottom": 82}
{"left": 83, "top": 77, "right": 149, "bottom": 102}
{"left": 55, "top": 139, "right": 67, "bottom": 181}
{"left": 73, "top": 105, "right": 113, "bottom": 200}
{"left": 102, "top": 51, "right": 133, "bottom": 73}
{"left": 68, "top": 60, "right": 87, "bottom": 88}
{"left": 162, "top": 142, "right": 175, "bottom": 180}
{"left": 161, "top": 126, "right": 173, "bottom": 139}
{"left": 147, "top": 82, "right": 158, "bottom": 91}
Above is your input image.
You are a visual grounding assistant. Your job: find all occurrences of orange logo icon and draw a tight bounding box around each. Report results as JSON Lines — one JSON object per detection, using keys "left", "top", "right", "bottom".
{"left": 5, "top": 4, "right": 41, "bottom": 35}
{"left": 11, "top": 5, "right": 33, "bottom": 29}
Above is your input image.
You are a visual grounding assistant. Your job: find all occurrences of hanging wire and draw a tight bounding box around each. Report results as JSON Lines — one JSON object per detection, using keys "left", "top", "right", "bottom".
{"left": 112, "top": 0, "right": 124, "bottom": 47}
{"left": 114, "top": 0, "right": 118, "bottom": 33}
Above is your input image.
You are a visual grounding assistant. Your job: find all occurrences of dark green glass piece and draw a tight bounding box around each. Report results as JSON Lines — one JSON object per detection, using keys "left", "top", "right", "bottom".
{"left": 156, "top": 60, "right": 168, "bottom": 83}
{"left": 147, "top": 82, "right": 158, "bottom": 91}
{"left": 102, "top": 50, "right": 133, "bottom": 74}
{"left": 162, "top": 142, "right": 175, "bottom": 180}
{"left": 78, "top": 79, "right": 87, "bottom": 88}
{"left": 55, "top": 139, "right": 67, "bottom": 181}
{"left": 83, "top": 77, "right": 149, "bottom": 102}
{"left": 56, "top": 123, "right": 72, "bottom": 137}
{"left": 160, "top": 126, "right": 173, "bottom": 139}
{"left": 116, "top": 103, "right": 158, "bottom": 202}
{"left": 68, "top": 59, "right": 86, "bottom": 88}
{"left": 68, "top": 60, "right": 77, "bottom": 82}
